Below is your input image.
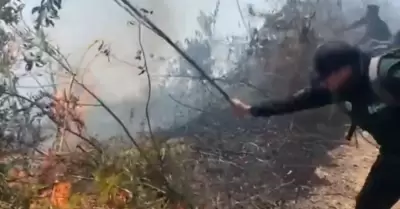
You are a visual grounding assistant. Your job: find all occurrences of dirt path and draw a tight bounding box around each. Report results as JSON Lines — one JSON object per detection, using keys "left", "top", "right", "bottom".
{"left": 297, "top": 138, "right": 400, "bottom": 209}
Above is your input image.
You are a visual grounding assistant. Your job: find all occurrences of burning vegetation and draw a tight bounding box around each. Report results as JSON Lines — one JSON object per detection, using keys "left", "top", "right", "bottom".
{"left": 0, "top": 0, "right": 396, "bottom": 208}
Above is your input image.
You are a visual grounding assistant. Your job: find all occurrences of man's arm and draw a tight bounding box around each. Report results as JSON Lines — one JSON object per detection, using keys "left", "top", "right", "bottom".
{"left": 249, "top": 87, "right": 335, "bottom": 117}
{"left": 344, "top": 17, "right": 367, "bottom": 31}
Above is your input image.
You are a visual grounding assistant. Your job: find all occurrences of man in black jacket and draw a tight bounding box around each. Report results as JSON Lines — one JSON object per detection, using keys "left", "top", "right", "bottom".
{"left": 231, "top": 41, "right": 400, "bottom": 208}
{"left": 342, "top": 4, "right": 391, "bottom": 46}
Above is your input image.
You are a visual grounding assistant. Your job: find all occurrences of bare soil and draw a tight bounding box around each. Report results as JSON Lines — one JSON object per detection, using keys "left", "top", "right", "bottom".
{"left": 296, "top": 138, "right": 400, "bottom": 209}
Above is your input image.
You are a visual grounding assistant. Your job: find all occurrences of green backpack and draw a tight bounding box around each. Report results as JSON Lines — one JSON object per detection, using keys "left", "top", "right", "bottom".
{"left": 368, "top": 48, "right": 400, "bottom": 104}
{"left": 345, "top": 48, "right": 400, "bottom": 141}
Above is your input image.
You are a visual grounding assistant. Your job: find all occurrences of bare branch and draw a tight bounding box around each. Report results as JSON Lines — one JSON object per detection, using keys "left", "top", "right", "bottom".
{"left": 115, "top": 0, "right": 233, "bottom": 105}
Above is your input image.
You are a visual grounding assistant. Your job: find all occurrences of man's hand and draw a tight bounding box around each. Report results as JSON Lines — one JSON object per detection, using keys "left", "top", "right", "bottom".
{"left": 231, "top": 98, "right": 251, "bottom": 117}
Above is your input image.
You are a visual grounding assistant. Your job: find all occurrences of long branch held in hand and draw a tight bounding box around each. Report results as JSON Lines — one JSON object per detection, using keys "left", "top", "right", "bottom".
{"left": 116, "top": 0, "right": 233, "bottom": 105}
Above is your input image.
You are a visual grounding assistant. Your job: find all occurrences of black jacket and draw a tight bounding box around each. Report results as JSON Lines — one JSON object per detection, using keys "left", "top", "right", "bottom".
{"left": 346, "top": 15, "right": 391, "bottom": 43}
{"left": 250, "top": 47, "right": 400, "bottom": 155}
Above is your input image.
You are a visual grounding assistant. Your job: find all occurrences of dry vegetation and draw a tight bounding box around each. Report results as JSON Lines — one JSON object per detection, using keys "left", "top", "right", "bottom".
{"left": 0, "top": 0, "right": 394, "bottom": 209}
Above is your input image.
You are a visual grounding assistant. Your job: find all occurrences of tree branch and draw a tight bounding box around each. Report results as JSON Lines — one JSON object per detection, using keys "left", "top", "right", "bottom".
{"left": 115, "top": 0, "right": 233, "bottom": 106}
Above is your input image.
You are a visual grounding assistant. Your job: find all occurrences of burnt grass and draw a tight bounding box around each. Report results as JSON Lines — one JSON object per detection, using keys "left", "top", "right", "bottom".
{"left": 159, "top": 99, "right": 350, "bottom": 207}
{"left": 150, "top": 38, "right": 351, "bottom": 207}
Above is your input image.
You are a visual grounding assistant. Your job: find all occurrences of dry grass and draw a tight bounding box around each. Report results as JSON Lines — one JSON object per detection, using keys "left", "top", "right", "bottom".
{"left": 0, "top": 137, "right": 199, "bottom": 209}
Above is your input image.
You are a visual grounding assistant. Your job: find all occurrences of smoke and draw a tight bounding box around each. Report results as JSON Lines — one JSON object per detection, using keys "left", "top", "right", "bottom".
{"left": 63, "top": 0, "right": 400, "bottom": 139}
{"left": 19, "top": 0, "right": 400, "bottom": 141}
{"left": 55, "top": 0, "right": 279, "bottom": 138}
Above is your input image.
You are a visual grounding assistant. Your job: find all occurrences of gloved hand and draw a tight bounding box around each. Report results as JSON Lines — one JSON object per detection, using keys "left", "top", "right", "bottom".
{"left": 231, "top": 98, "right": 251, "bottom": 117}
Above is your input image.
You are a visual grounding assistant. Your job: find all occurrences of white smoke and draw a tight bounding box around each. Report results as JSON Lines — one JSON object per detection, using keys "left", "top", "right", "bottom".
{"left": 19, "top": 0, "right": 400, "bottom": 140}
{"left": 63, "top": 0, "right": 284, "bottom": 138}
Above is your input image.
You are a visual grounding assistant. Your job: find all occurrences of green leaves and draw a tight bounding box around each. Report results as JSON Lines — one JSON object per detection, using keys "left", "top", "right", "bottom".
{"left": 45, "top": 18, "right": 54, "bottom": 27}
{"left": 31, "top": 6, "right": 41, "bottom": 14}
{"left": 0, "top": 85, "right": 5, "bottom": 97}
{"left": 0, "top": 1, "right": 24, "bottom": 25}
{"left": 53, "top": 0, "right": 62, "bottom": 10}
{"left": 32, "top": 0, "right": 63, "bottom": 30}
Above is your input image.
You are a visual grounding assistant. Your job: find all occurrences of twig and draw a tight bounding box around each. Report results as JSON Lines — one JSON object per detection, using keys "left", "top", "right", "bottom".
{"left": 30, "top": 17, "right": 192, "bottom": 208}
{"left": 135, "top": 21, "right": 192, "bottom": 209}
{"left": 137, "top": 23, "right": 166, "bottom": 166}
{"left": 21, "top": 20, "right": 187, "bottom": 206}
{"left": 153, "top": 74, "right": 269, "bottom": 98}
{"left": 168, "top": 94, "right": 212, "bottom": 114}
{"left": 235, "top": 0, "right": 250, "bottom": 36}
{"left": 191, "top": 145, "right": 271, "bottom": 162}
{"left": 138, "top": 24, "right": 155, "bottom": 141}
{"left": 39, "top": 45, "right": 143, "bottom": 153}
{"left": 110, "top": 54, "right": 141, "bottom": 68}
{"left": 3, "top": 91, "right": 103, "bottom": 153}
{"left": 116, "top": 0, "right": 233, "bottom": 105}
{"left": 16, "top": 82, "right": 70, "bottom": 89}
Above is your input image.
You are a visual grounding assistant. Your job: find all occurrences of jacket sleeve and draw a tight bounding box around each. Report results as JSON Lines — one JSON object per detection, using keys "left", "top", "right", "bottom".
{"left": 345, "top": 17, "right": 367, "bottom": 31}
{"left": 249, "top": 87, "right": 335, "bottom": 117}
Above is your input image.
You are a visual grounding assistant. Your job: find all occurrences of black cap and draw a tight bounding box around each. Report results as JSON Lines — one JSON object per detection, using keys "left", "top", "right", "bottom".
{"left": 313, "top": 41, "right": 363, "bottom": 79}
{"left": 367, "top": 4, "right": 379, "bottom": 14}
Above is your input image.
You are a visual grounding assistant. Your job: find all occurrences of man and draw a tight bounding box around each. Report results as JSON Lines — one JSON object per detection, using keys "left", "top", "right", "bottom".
{"left": 231, "top": 41, "right": 400, "bottom": 208}
{"left": 342, "top": 4, "right": 391, "bottom": 46}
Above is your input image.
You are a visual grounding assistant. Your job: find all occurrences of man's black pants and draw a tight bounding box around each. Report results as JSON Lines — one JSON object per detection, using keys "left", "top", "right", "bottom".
{"left": 355, "top": 154, "right": 400, "bottom": 209}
